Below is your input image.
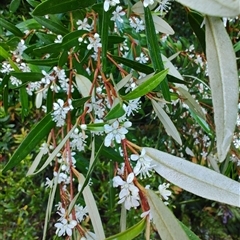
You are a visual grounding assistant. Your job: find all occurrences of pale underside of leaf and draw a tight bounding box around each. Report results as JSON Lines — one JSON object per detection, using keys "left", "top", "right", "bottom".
{"left": 205, "top": 16, "right": 239, "bottom": 162}
{"left": 75, "top": 74, "right": 92, "bottom": 97}
{"left": 79, "top": 174, "right": 106, "bottom": 240}
{"left": 145, "top": 147, "right": 240, "bottom": 207}
{"left": 146, "top": 189, "right": 189, "bottom": 240}
{"left": 152, "top": 15, "right": 174, "bottom": 35}
{"left": 176, "top": 0, "right": 240, "bottom": 17}
{"left": 151, "top": 99, "right": 182, "bottom": 145}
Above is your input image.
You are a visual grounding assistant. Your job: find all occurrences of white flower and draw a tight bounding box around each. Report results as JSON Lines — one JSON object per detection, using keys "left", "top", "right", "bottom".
{"left": 104, "top": 0, "right": 120, "bottom": 12}
{"left": 135, "top": 52, "right": 149, "bottom": 64}
{"left": 19, "top": 62, "right": 30, "bottom": 72}
{"left": 123, "top": 98, "right": 141, "bottom": 117}
{"left": 54, "top": 35, "right": 63, "bottom": 43}
{"left": 130, "top": 148, "right": 155, "bottom": 179}
{"left": 10, "top": 76, "right": 22, "bottom": 86}
{"left": 76, "top": 18, "right": 92, "bottom": 31}
{"left": 87, "top": 33, "right": 102, "bottom": 52}
{"left": 51, "top": 99, "right": 73, "bottom": 127}
{"left": 75, "top": 204, "right": 88, "bottom": 222}
{"left": 70, "top": 128, "right": 88, "bottom": 151}
{"left": 113, "top": 173, "right": 140, "bottom": 210}
{"left": 11, "top": 39, "right": 27, "bottom": 61}
{"left": 41, "top": 70, "right": 55, "bottom": 84}
{"left": 0, "top": 62, "right": 13, "bottom": 73}
{"left": 104, "top": 120, "right": 130, "bottom": 147}
{"left": 155, "top": 0, "right": 172, "bottom": 15}
{"left": 143, "top": 0, "right": 154, "bottom": 7}
{"left": 55, "top": 218, "right": 77, "bottom": 237}
{"left": 26, "top": 82, "right": 41, "bottom": 96}
{"left": 158, "top": 183, "right": 171, "bottom": 200}
{"left": 111, "top": 6, "right": 125, "bottom": 23}
{"left": 129, "top": 17, "right": 145, "bottom": 32}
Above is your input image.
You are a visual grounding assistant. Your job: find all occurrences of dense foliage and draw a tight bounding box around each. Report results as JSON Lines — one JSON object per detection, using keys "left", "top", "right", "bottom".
{"left": 0, "top": 0, "right": 239, "bottom": 239}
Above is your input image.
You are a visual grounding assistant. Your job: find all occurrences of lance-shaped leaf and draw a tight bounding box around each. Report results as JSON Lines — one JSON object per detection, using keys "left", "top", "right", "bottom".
{"left": 152, "top": 15, "right": 174, "bottom": 35}
{"left": 177, "top": 86, "right": 206, "bottom": 120}
{"left": 105, "top": 218, "right": 146, "bottom": 240}
{"left": 10, "top": 72, "right": 43, "bottom": 84}
{"left": 75, "top": 74, "right": 92, "bottom": 97}
{"left": 2, "top": 113, "right": 55, "bottom": 173}
{"left": 122, "top": 69, "right": 168, "bottom": 100}
{"left": 151, "top": 99, "right": 182, "bottom": 145}
{"left": 146, "top": 189, "right": 189, "bottom": 240}
{"left": 175, "top": 0, "right": 240, "bottom": 17}
{"left": 205, "top": 16, "right": 239, "bottom": 162}
{"left": 105, "top": 102, "right": 125, "bottom": 121}
{"left": 178, "top": 221, "right": 201, "bottom": 240}
{"left": 0, "top": 18, "right": 24, "bottom": 37}
{"left": 32, "top": 0, "right": 96, "bottom": 15}
{"left": 145, "top": 147, "right": 240, "bottom": 207}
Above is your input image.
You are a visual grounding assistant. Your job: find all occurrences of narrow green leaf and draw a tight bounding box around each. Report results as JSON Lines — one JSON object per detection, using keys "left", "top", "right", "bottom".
{"left": 105, "top": 103, "right": 125, "bottom": 121}
{"left": 61, "top": 30, "right": 87, "bottom": 49}
{"left": 2, "top": 113, "right": 55, "bottom": 173}
{"left": 46, "top": 87, "right": 53, "bottom": 113}
{"left": 10, "top": 72, "right": 43, "bottom": 84}
{"left": 33, "top": 16, "right": 68, "bottom": 35}
{"left": 187, "top": 11, "right": 205, "bottom": 52}
{"left": 0, "top": 18, "right": 24, "bottom": 37}
{"left": 33, "top": 43, "right": 62, "bottom": 55}
{"left": 101, "top": 8, "right": 110, "bottom": 71}
{"left": 108, "top": 36, "right": 125, "bottom": 45}
{"left": 122, "top": 69, "right": 168, "bottom": 100}
{"left": 144, "top": 6, "right": 170, "bottom": 102}
{"left": 72, "top": 96, "right": 91, "bottom": 108}
{"left": 146, "top": 189, "right": 189, "bottom": 240}
{"left": 32, "top": 0, "right": 96, "bottom": 15}
{"left": 10, "top": 0, "right": 21, "bottom": 13}
{"left": 178, "top": 221, "right": 201, "bottom": 240}
{"left": 111, "top": 55, "right": 154, "bottom": 74}
{"left": 205, "top": 16, "right": 239, "bottom": 162}
{"left": 58, "top": 50, "right": 69, "bottom": 67}
{"left": 2, "top": 75, "right": 10, "bottom": 113}
{"left": 19, "top": 87, "right": 29, "bottom": 117}
{"left": 0, "top": 46, "right": 10, "bottom": 59}
{"left": 146, "top": 147, "right": 240, "bottom": 207}
{"left": 25, "top": 58, "right": 59, "bottom": 66}
{"left": 105, "top": 218, "right": 146, "bottom": 240}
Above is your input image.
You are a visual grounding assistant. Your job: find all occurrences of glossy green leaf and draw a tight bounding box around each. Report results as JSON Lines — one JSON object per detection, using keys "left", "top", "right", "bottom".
{"left": 10, "top": 0, "right": 21, "bottom": 12}
{"left": 2, "top": 75, "right": 10, "bottom": 113}
{"left": 2, "top": 112, "right": 55, "bottom": 173}
{"left": 61, "top": 30, "right": 86, "bottom": 49}
{"left": 146, "top": 147, "right": 240, "bottom": 207}
{"left": 0, "top": 46, "right": 10, "bottom": 59}
{"left": 108, "top": 36, "right": 125, "bottom": 45}
{"left": 33, "top": 16, "right": 68, "bottom": 35}
{"left": 205, "top": 16, "right": 239, "bottom": 162}
{"left": 32, "top": 0, "right": 96, "bottom": 15}
{"left": 0, "top": 18, "right": 24, "bottom": 37}
{"left": 144, "top": 6, "right": 170, "bottom": 102}
{"left": 104, "top": 218, "right": 146, "bottom": 240}
{"left": 110, "top": 55, "right": 154, "bottom": 74}
{"left": 146, "top": 189, "right": 189, "bottom": 240}
{"left": 58, "top": 50, "right": 69, "bottom": 67}
{"left": 33, "top": 43, "right": 62, "bottom": 55}
{"left": 25, "top": 58, "right": 59, "bottom": 66}
{"left": 187, "top": 11, "right": 205, "bottom": 52}
{"left": 72, "top": 96, "right": 91, "bottom": 108}
{"left": 122, "top": 69, "right": 168, "bottom": 100}
{"left": 19, "top": 88, "right": 29, "bottom": 117}
{"left": 105, "top": 103, "right": 125, "bottom": 121}
{"left": 16, "top": 19, "right": 42, "bottom": 31}
{"left": 178, "top": 221, "right": 201, "bottom": 240}
{"left": 10, "top": 72, "right": 43, "bottom": 84}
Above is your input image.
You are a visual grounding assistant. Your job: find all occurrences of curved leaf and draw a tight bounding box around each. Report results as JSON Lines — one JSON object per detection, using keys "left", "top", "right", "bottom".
{"left": 105, "top": 218, "right": 146, "bottom": 240}
{"left": 10, "top": 72, "right": 43, "bottom": 83}
{"left": 0, "top": 18, "right": 24, "bottom": 37}
{"left": 176, "top": 0, "right": 240, "bottom": 17}
{"left": 205, "top": 16, "right": 239, "bottom": 162}
{"left": 2, "top": 113, "right": 55, "bottom": 173}
{"left": 153, "top": 15, "right": 174, "bottom": 35}
{"left": 32, "top": 0, "right": 96, "bottom": 15}
{"left": 178, "top": 221, "right": 201, "bottom": 240}
{"left": 146, "top": 189, "right": 189, "bottom": 240}
{"left": 75, "top": 74, "right": 92, "bottom": 97}
{"left": 145, "top": 147, "right": 240, "bottom": 207}
{"left": 151, "top": 99, "right": 182, "bottom": 145}
{"left": 122, "top": 69, "right": 168, "bottom": 100}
